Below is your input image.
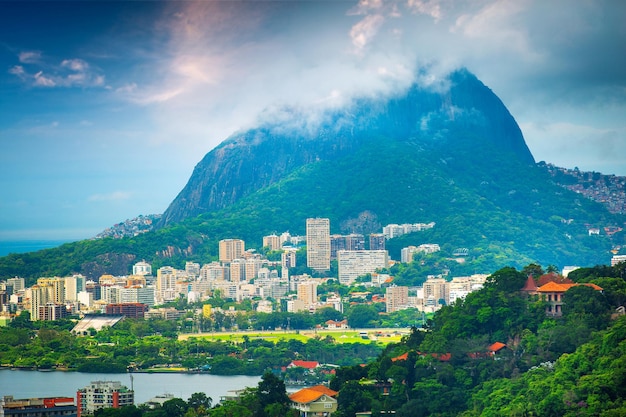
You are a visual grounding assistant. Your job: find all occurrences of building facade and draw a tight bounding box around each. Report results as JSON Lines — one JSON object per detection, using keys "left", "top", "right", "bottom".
{"left": 219, "top": 239, "right": 245, "bottom": 263}
{"left": 337, "top": 250, "right": 389, "bottom": 285}
{"left": 386, "top": 286, "right": 409, "bottom": 313}
{"left": 306, "top": 218, "right": 331, "bottom": 272}
{"left": 77, "top": 381, "right": 133, "bottom": 417}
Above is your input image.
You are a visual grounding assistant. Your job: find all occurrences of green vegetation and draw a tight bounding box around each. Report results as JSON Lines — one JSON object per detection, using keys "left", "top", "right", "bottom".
{"left": 0, "top": 313, "right": 383, "bottom": 375}
{"left": 328, "top": 263, "right": 626, "bottom": 416}
{"left": 1, "top": 125, "right": 624, "bottom": 287}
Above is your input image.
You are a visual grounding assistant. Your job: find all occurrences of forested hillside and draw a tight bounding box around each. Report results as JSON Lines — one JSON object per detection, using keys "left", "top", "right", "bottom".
{"left": 329, "top": 263, "right": 626, "bottom": 416}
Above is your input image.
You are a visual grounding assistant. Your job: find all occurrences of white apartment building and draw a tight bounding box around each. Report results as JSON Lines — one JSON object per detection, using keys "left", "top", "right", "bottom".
{"left": 64, "top": 275, "right": 86, "bottom": 302}
{"left": 119, "top": 286, "right": 155, "bottom": 307}
{"left": 77, "top": 381, "right": 133, "bottom": 417}
{"left": 132, "top": 261, "right": 152, "bottom": 276}
{"left": 337, "top": 250, "right": 389, "bottom": 285}
{"left": 200, "top": 262, "right": 228, "bottom": 281}
{"left": 306, "top": 218, "right": 331, "bottom": 272}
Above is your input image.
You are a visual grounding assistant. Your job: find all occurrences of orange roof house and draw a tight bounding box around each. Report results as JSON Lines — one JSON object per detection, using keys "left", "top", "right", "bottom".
{"left": 488, "top": 342, "right": 506, "bottom": 354}
{"left": 537, "top": 282, "right": 603, "bottom": 316}
{"left": 289, "top": 385, "right": 338, "bottom": 416}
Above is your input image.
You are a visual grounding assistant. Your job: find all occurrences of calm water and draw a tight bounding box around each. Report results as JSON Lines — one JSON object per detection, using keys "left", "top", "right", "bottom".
{"left": 0, "top": 240, "right": 73, "bottom": 257}
{"left": 0, "top": 370, "right": 260, "bottom": 404}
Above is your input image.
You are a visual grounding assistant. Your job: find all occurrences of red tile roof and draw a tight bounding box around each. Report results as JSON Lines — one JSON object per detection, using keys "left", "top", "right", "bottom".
{"left": 488, "top": 342, "right": 506, "bottom": 352}
{"left": 289, "top": 360, "right": 319, "bottom": 369}
{"left": 521, "top": 275, "right": 538, "bottom": 292}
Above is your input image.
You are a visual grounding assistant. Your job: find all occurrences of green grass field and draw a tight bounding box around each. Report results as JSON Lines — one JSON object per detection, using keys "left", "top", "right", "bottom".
{"left": 179, "top": 328, "right": 409, "bottom": 345}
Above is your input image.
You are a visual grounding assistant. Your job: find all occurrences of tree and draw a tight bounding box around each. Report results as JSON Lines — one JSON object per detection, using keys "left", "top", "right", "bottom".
{"left": 257, "top": 372, "right": 290, "bottom": 415}
{"left": 347, "top": 304, "right": 379, "bottom": 328}
{"left": 188, "top": 392, "right": 212, "bottom": 410}
{"left": 162, "top": 398, "right": 189, "bottom": 417}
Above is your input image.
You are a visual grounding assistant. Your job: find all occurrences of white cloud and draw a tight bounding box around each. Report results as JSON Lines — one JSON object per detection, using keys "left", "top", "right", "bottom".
{"left": 9, "top": 52, "right": 105, "bottom": 88}
{"left": 350, "top": 14, "right": 386, "bottom": 51}
{"left": 8, "top": 65, "right": 25, "bottom": 76}
{"left": 18, "top": 50, "right": 41, "bottom": 64}
{"left": 407, "top": 0, "right": 443, "bottom": 21}
{"left": 33, "top": 71, "right": 56, "bottom": 87}
{"left": 61, "top": 58, "right": 89, "bottom": 72}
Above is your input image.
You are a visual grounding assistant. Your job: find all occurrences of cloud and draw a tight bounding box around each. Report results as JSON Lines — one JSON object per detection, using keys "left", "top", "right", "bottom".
{"left": 91, "top": 0, "right": 626, "bottom": 175}
{"left": 18, "top": 50, "right": 41, "bottom": 64}
{"left": 407, "top": 0, "right": 443, "bottom": 21}
{"left": 88, "top": 191, "right": 132, "bottom": 202}
{"left": 350, "top": 14, "right": 386, "bottom": 51}
{"left": 9, "top": 52, "right": 105, "bottom": 88}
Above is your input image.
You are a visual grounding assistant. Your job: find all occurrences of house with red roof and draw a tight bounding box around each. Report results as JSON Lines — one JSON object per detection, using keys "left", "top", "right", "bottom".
{"left": 289, "top": 385, "right": 338, "bottom": 416}
{"left": 288, "top": 360, "right": 320, "bottom": 370}
{"left": 325, "top": 319, "right": 348, "bottom": 329}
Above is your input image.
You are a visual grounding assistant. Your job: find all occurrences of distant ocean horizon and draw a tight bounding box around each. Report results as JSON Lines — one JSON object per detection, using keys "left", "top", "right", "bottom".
{"left": 0, "top": 239, "right": 75, "bottom": 257}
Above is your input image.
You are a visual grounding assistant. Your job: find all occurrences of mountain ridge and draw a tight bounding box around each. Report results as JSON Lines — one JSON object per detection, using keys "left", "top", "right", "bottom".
{"left": 158, "top": 69, "right": 534, "bottom": 227}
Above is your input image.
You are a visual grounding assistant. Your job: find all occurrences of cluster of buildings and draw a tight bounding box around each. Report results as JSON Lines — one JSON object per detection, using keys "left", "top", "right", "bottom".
{"left": 1, "top": 381, "right": 134, "bottom": 417}
{"left": 384, "top": 274, "right": 488, "bottom": 313}
{"left": 0, "top": 217, "right": 484, "bottom": 324}
{"left": 543, "top": 162, "right": 626, "bottom": 215}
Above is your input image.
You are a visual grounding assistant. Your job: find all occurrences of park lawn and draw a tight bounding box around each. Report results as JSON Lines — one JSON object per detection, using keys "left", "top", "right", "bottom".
{"left": 180, "top": 329, "right": 407, "bottom": 345}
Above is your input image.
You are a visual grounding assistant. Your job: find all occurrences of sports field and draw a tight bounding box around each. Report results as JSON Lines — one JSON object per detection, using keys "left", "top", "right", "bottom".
{"left": 178, "top": 328, "right": 411, "bottom": 345}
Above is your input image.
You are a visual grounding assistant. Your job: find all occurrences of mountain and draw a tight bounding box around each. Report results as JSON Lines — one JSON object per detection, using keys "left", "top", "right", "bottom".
{"left": 1, "top": 68, "right": 624, "bottom": 283}
{"left": 159, "top": 69, "right": 534, "bottom": 227}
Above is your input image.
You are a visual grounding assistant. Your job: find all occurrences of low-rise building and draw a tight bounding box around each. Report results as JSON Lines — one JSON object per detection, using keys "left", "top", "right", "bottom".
{"left": 289, "top": 385, "right": 338, "bottom": 417}
{"left": 1, "top": 396, "right": 76, "bottom": 417}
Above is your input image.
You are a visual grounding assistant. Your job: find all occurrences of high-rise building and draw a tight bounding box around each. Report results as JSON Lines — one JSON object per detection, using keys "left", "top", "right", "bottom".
{"left": 200, "top": 262, "right": 228, "bottom": 281}
{"left": 40, "top": 302, "right": 68, "bottom": 320}
{"left": 263, "top": 234, "right": 282, "bottom": 251}
{"left": 345, "top": 234, "right": 365, "bottom": 251}
{"left": 423, "top": 277, "right": 449, "bottom": 306}
{"left": 64, "top": 275, "right": 86, "bottom": 302}
{"left": 330, "top": 235, "right": 346, "bottom": 260}
{"left": 77, "top": 381, "right": 134, "bottom": 417}
{"left": 297, "top": 281, "right": 318, "bottom": 308}
{"left": 156, "top": 267, "right": 177, "bottom": 304}
{"left": 306, "top": 218, "right": 330, "bottom": 272}
{"left": 369, "top": 233, "right": 385, "bottom": 250}
{"left": 386, "top": 286, "right": 409, "bottom": 313}
{"left": 7, "top": 277, "right": 25, "bottom": 293}
{"left": 37, "top": 278, "right": 65, "bottom": 304}
{"left": 185, "top": 262, "right": 201, "bottom": 278}
{"left": 120, "top": 287, "right": 155, "bottom": 306}
{"left": 337, "top": 250, "right": 389, "bottom": 285}
{"left": 219, "top": 239, "right": 245, "bottom": 262}
{"left": 229, "top": 259, "right": 245, "bottom": 283}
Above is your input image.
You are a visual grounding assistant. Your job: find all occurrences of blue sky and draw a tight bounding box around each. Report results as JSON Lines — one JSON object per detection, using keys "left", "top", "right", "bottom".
{"left": 1, "top": 0, "right": 625, "bottom": 241}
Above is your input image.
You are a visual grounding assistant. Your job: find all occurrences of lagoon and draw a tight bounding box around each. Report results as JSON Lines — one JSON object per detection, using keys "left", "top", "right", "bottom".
{"left": 0, "top": 369, "right": 260, "bottom": 404}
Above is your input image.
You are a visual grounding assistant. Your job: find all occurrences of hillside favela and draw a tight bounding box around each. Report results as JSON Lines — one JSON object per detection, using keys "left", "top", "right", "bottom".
{"left": 2, "top": 1, "right": 626, "bottom": 417}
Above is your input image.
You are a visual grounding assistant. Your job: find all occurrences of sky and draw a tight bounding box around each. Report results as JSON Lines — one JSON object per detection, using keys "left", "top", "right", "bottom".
{"left": 1, "top": 0, "right": 625, "bottom": 242}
